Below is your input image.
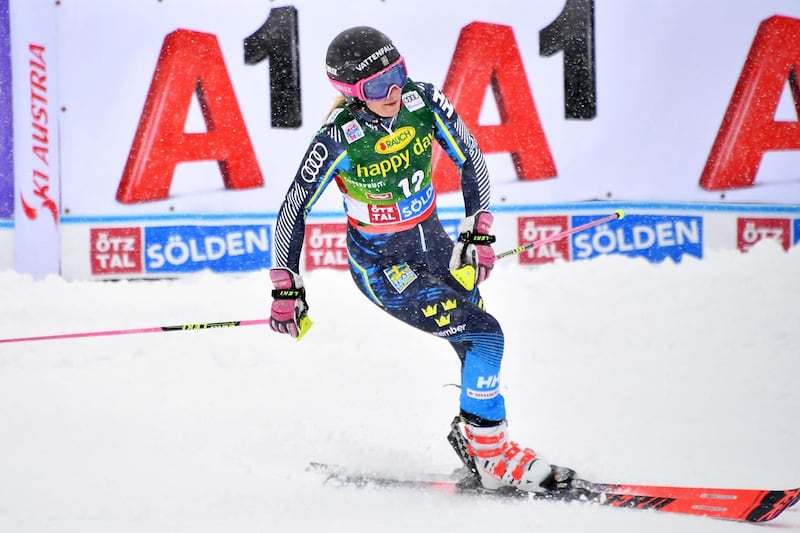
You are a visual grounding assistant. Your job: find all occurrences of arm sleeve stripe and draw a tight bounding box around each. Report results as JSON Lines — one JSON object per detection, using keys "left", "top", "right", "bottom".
{"left": 306, "top": 150, "right": 348, "bottom": 209}
{"left": 434, "top": 112, "right": 467, "bottom": 165}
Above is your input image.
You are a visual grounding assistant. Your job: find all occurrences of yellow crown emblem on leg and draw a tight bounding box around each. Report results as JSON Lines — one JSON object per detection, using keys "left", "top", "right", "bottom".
{"left": 442, "top": 299, "right": 458, "bottom": 311}
{"left": 434, "top": 314, "right": 451, "bottom": 327}
{"left": 421, "top": 304, "right": 438, "bottom": 317}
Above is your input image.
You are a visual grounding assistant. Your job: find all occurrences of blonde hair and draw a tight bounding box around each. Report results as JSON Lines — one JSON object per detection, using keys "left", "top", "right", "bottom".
{"left": 327, "top": 94, "right": 347, "bottom": 115}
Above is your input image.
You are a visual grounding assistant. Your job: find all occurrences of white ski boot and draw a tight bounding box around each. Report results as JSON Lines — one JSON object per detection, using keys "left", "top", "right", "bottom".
{"left": 449, "top": 416, "right": 553, "bottom": 493}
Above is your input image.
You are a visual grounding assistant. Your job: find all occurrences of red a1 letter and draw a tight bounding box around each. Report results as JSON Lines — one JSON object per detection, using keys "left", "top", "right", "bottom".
{"left": 700, "top": 16, "right": 800, "bottom": 190}
{"left": 117, "top": 29, "right": 263, "bottom": 203}
{"left": 432, "top": 22, "right": 556, "bottom": 193}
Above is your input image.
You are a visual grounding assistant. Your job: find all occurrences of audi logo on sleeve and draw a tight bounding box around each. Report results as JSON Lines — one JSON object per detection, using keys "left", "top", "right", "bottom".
{"left": 300, "top": 142, "right": 329, "bottom": 183}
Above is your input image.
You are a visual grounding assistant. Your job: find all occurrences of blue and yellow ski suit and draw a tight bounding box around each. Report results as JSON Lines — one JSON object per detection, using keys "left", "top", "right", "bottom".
{"left": 274, "top": 79, "right": 506, "bottom": 422}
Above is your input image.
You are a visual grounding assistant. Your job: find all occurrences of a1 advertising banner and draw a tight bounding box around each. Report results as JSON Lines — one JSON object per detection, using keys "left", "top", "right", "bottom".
{"left": 3, "top": 0, "right": 790, "bottom": 279}
{"left": 54, "top": 0, "right": 800, "bottom": 219}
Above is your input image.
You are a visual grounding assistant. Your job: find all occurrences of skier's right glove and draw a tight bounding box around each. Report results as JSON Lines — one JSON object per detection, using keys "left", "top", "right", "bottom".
{"left": 269, "top": 267, "right": 312, "bottom": 339}
{"left": 449, "top": 210, "right": 497, "bottom": 289}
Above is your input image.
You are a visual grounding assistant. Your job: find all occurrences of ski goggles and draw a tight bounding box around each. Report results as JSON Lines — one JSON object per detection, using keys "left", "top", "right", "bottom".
{"left": 330, "top": 57, "right": 408, "bottom": 101}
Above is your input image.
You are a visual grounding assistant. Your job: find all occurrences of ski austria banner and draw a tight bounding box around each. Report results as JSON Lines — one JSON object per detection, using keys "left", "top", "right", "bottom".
{"left": 6, "top": 0, "right": 800, "bottom": 279}
{"left": 7, "top": 0, "right": 60, "bottom": 277}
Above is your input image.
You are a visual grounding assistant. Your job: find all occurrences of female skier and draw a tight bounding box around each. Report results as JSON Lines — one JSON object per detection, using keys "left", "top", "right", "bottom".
{"left": 269, "top": 26, "right": 557, "bottom": 493}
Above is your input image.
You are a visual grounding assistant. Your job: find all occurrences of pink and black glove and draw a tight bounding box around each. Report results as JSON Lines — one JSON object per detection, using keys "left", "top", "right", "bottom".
{"left": 269, "top": 268, "right": 309, "bottom": 338}
{"left": 449, "top": 210, "right": 497, "bottom": 285}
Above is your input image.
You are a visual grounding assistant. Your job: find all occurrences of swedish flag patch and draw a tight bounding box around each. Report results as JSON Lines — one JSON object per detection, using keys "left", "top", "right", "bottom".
{"left": 383, "top": 262, "right": 418, "bottom": 294}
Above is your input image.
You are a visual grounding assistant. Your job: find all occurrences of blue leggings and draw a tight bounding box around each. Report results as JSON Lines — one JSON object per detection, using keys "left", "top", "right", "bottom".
{"left": 346, "top": 213, "right": 506, "bottom": 422}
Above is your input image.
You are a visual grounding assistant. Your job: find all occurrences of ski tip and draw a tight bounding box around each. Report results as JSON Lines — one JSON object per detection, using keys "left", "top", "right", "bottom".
{"left": 748, "top": 487, "right": 800, "bottom": 522}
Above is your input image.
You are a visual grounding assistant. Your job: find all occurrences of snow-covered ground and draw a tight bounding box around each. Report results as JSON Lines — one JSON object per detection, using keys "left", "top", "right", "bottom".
{"left": 1, "top": 242, "right": 798, "bottom": 532}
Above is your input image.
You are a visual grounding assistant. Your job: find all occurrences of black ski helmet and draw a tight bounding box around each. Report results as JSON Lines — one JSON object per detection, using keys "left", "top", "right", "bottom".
{"left": 326, "top": 26, "right": 401, "bottom": 87}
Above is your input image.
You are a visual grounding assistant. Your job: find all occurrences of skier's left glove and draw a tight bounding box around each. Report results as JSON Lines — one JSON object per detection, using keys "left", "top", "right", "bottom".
{"left": 449, "top": 210, "right": 497, "bottom": 286}
{"left": 269, "top": 267, "right": 312, "bottom": 339}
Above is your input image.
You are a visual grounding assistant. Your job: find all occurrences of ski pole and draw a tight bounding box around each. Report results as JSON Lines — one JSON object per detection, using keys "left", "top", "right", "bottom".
{"left": 0, "top": 318, "right": 271, "bottom": 345}
{"left": 4, "top": 212, "right": 624, "bottom": 345}
{"left": 497, "top": 209, "right": 625, "bottom": 259}
{"left": 450, "top": 209, "right": 625, "bottom": 290}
